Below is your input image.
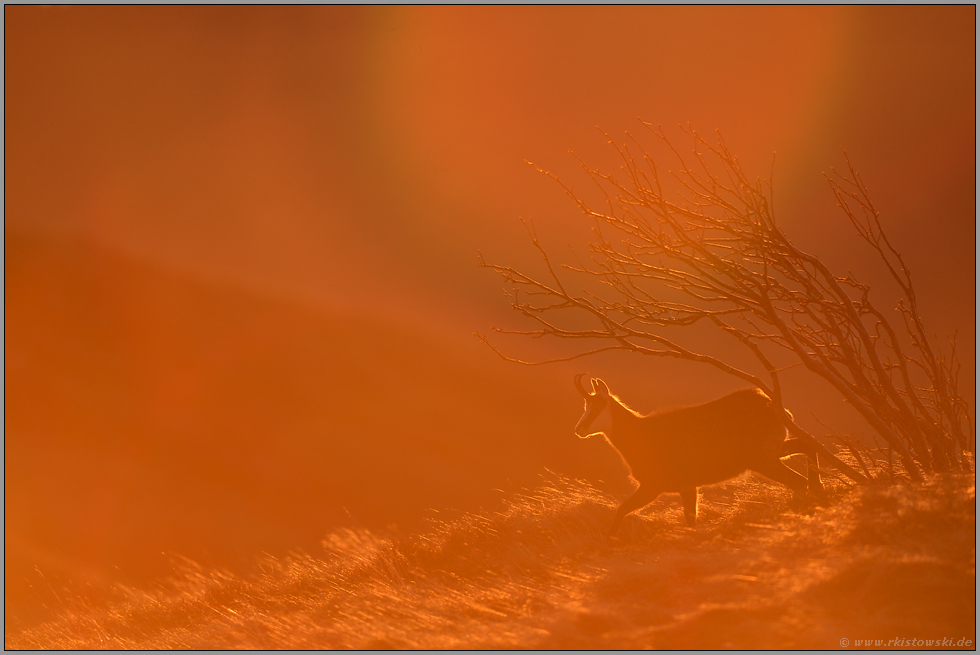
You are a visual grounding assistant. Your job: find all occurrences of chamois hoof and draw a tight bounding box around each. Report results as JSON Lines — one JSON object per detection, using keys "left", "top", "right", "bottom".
{"left": 788, "top": 494, "right": 811, "bottom": 513}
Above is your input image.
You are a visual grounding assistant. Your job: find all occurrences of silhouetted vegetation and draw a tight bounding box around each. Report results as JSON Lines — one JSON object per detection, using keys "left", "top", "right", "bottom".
{"left": 8, "top": 473, "right": 974, "bottom": 649}
{"left": 479, "top": 124, "right": 974, "bottom": 480}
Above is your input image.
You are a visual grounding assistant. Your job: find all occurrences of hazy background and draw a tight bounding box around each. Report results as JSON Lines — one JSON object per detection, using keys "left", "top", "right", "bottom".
{"left": 5, "top": 5, "right": 975, "bottom": 630}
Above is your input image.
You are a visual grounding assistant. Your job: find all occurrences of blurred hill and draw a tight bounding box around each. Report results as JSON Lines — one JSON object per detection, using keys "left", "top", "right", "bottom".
{"left": 4, "top": 228, "right": 627, "bottom": 630}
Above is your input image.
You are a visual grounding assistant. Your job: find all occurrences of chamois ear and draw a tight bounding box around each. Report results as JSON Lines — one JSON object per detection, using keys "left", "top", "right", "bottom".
{"left": 592, "top": 378, "right": 609, "bottom": 397}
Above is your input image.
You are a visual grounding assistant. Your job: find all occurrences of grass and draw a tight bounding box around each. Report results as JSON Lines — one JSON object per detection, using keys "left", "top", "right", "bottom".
{"left": 7, "top": 467, "right": 976, "bottom": 649}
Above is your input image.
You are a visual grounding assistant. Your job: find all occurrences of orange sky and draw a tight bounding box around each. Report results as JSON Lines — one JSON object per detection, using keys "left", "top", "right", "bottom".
{"left": 4, "top": 5, "right": 976, "bottom": 629}
{"left": 6, "top": 5, "right": 975, "bottom": 422}
{"left": 7, "top": 5, "right": 975, "bottom": 324}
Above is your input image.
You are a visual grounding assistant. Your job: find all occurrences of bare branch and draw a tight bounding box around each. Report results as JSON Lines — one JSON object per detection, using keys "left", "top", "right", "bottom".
{"left": 481, "top": 124, "right": 970, "bottom": 477}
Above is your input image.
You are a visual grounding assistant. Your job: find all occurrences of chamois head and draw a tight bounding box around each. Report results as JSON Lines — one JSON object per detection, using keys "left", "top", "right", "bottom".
{"left": 573, "top": 373, "right": 614, "bottom": 439}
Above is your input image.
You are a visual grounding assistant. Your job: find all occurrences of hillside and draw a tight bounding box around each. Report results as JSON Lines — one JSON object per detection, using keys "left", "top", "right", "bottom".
{"left": 7, "top": 472, "right": 975, "bottom": 649}
{"left": 5, "top": 229, "right": 626, "bottom": 632}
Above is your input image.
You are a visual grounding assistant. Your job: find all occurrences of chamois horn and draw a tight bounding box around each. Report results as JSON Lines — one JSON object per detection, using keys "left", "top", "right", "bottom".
{"left": 573, "top": 373, "right": 592, "bottom": 398}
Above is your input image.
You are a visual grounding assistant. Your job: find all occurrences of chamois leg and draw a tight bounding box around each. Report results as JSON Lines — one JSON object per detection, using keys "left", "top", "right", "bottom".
{"left": 780, "top": 437, "right": 826, "bottom": 501}
{"left": 608, "top": 485, "right": 660, "bottom": 538}
{"left": 751, "top": 459, "right": 809, "bottom": 510}
{"left": 678, "top": 486, "right": 698, "bottom": 528}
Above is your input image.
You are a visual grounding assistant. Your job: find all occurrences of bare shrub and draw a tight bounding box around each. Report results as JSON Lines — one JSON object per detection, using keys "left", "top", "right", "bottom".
{"left": 479, "top": 123, "right": 973, "bottom": 479}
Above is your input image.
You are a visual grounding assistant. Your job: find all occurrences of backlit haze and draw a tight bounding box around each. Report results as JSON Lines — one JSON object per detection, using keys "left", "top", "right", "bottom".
{"left": 5, "top": 5, "right": 975, "bottom": 633}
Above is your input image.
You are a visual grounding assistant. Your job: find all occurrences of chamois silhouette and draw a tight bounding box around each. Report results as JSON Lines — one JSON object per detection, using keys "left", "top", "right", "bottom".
{"left": 573, "top": 375, "right": 822, "bottom": 535}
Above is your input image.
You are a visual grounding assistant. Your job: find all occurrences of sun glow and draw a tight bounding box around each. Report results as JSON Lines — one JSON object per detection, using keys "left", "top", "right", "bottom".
{"left": 5, "top": 5, "right": 975, "bottom": 648}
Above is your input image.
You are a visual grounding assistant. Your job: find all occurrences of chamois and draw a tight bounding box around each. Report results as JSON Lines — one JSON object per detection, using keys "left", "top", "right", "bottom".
{"left": 573, "top": 374, "right": 821, "bottom": 535}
